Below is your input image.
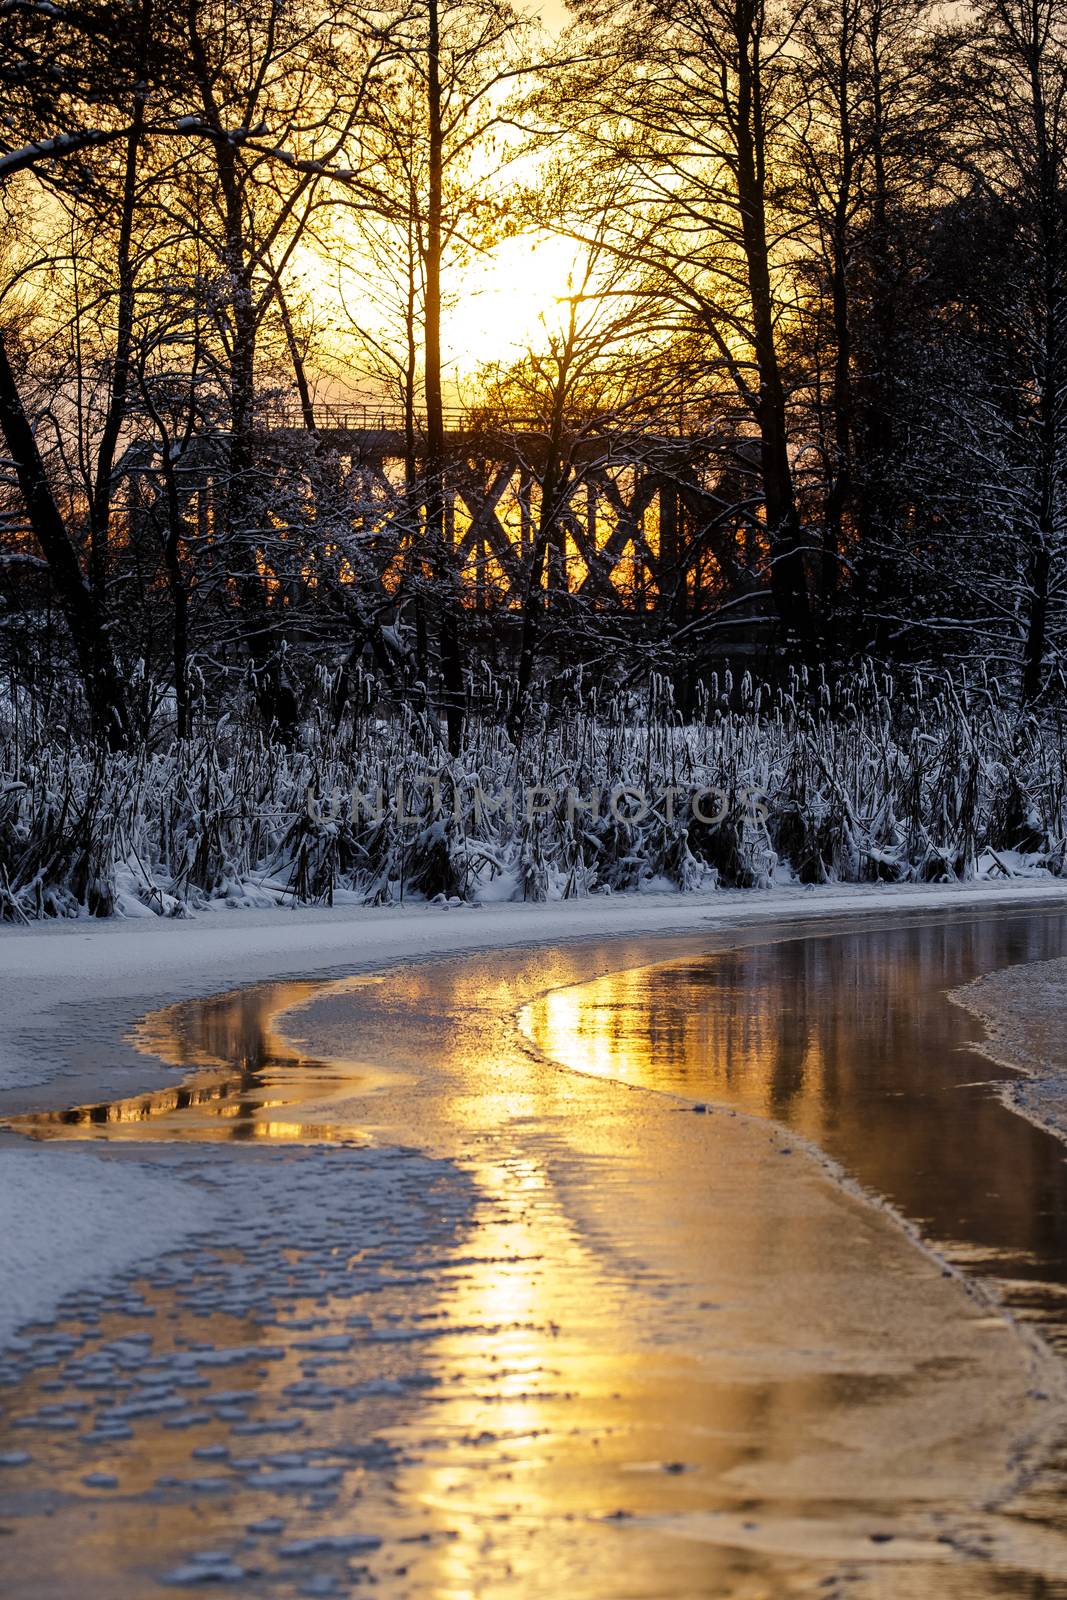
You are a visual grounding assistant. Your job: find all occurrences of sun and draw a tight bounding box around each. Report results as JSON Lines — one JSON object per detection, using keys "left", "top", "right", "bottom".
{"left": 442, "top": 231, "right": 582, "bottom": 377}
{"left": 290, "top": 219, "right": 581, "bottom": 407}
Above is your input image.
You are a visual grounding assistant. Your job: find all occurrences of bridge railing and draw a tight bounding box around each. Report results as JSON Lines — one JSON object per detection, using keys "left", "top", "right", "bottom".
{"left": 259, "top": 401, "right": 485, "bottom": 433}
{"left": 255, "top": 399, "right": 715, "bottom": 440}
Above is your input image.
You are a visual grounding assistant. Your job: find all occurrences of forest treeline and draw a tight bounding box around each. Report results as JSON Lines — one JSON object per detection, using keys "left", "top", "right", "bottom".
{"left": 1, "top": 0, "right": 1066, "bottom": 749}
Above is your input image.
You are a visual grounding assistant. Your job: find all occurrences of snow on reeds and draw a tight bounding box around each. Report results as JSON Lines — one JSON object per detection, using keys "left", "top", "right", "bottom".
{"left": 1, "top": 665, "right": 1064, "bottom": 919}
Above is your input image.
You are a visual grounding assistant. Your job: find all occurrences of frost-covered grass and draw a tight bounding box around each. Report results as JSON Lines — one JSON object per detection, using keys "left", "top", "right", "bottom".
{"left": 1, "top": 666, "right": 1065, "bottom": 920}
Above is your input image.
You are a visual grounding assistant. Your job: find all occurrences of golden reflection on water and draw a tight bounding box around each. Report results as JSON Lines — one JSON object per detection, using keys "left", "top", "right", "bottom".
{"left": 524, "top": 958, "right": 835, "bottom": 1123}
{"left": 5, "top": 981, "right": 388, "bottom": 1142}
{"left": 521, "top": 919, "right": 1067, "bottom": 1321}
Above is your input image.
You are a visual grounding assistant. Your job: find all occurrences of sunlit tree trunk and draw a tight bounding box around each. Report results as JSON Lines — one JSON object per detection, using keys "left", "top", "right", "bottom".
{"left": 424, "top": 0, "right": 464, "bottom": 753}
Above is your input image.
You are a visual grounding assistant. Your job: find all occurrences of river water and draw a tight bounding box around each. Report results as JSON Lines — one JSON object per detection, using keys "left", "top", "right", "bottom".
{"left": 523, "top": 912, "right": 1067, "bottom": 1354}
{"left": 4, "top": 907, "right": 1067, "bottom": 1598}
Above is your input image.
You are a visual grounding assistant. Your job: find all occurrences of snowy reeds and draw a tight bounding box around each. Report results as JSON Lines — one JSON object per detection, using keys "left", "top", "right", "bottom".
{"left": 0, "top": 665, "right": 1064, "bottom": 919}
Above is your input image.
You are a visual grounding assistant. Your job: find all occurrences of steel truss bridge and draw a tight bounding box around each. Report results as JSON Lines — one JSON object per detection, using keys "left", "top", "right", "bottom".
{"left": 123, "top": 405, "right": 764, "bottom": 636}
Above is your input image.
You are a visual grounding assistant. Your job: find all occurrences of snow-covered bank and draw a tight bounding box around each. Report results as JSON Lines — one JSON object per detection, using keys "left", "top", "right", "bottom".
{"left": 953, "top": 956, "right": 1067, "bottom": 1140}
{"left": 0, "top": 1150, "right": 220, "bottom": 1350}
{"left": 1, "top": 878, "right": 1066, "bottom": 1099}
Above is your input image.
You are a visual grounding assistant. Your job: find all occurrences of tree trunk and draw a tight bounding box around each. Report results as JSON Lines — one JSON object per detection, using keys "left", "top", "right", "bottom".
{"left": 733, "top": 12, "right": 813, "bottom": 654}
{"left": 88, "top": 0, "right": 151, "bottom": 599}
{"left": 853, "top": 8, "right": 895, "bottom": 648}
{"left": 218, "top": 142, "right": 299, "bottom": 737}
{"left": 820, "top": 16, "right": 856, "bottom": 627}
{"left": 153, "top": 447, "right": 192, "bottom": 738}
{"left": 510, "top": 336, "right": 573, "bottom": 744}
{"left": 1022, "top": 33, "right": 1062, "bottom": 704}
{"left": 424, "top": 0, "right": 464, "bottom": 754}
{"left": 0, "top": 334, "right": 130, "bottom": 747}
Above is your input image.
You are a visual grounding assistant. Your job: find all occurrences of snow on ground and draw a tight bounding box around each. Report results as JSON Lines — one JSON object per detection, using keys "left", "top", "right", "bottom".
{"left": 0, "top": 1140, "right": 478, "bottom": 1595}
{"left": 0, "top": 1150, "right": 220, "bottom": 1350}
